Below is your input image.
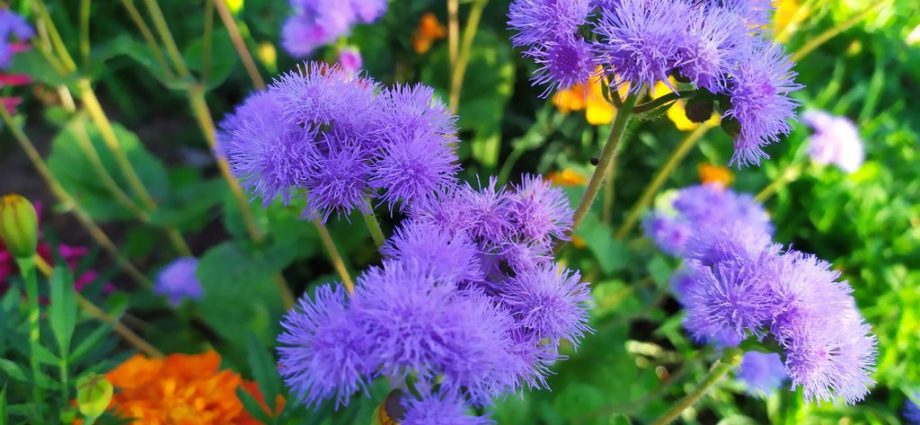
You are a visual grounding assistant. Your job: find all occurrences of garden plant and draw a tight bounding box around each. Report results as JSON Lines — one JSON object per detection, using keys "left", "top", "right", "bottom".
{"left": 0, "top": 0, "right": 918, "bottom": 424}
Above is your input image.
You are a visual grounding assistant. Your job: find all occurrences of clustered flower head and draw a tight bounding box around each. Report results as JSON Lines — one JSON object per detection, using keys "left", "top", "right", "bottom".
{"left": 802, "top": 110, "right": 865, "bottom": 173}
{"left": 507, "top": 0, "right": 804, "bottom": 166}
{"left": 645, "top": 184, "right": 877, "bottom": 404}
{"left": 278, "top": 175, "right": 589, "bottom": 423}
{"left": 154, "top": 257, "right": 203, "bottom": 306}
{"left": 282, "top": 0, "right": 387, "bottom": 57}
{"left": 101, "top": 351, "right": 284, "bottom": 424}
{"left": 904, "top": 393, "right": 920, "bottom": 425}
{"left": 218, "top": 62, "right": 459, "bottom": 222}
{"left": 0, "top": 8, "right": 33, "bottom": 69}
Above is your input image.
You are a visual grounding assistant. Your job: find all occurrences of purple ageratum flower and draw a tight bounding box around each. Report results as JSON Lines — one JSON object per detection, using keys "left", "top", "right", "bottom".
{"left": 272, "top": 63, "right": 377, "bottom": 136}
{"left": 507, "top": 0, "right": 592, "bottom": 48}
{"left": 642, "top": 213, "right": 692, "bottom": 256}
{"left": 0, "top": 9, "right": 33, "bottom": 70}
{"left": 669, "top": 267, "right": 696, "bottom": 306}
{"left": 337, "top": 47, "right": 363, "bottom": 73}
{"left": 724, "top": 42, "right": 802, "bottom": 166}
{"left": 401, "top": 393, "right": 494, "bottom": 425}
{"left": 737, "top": 352, "right": 788, "bottom": 395}
{"left": 302, "top": 131, "right": 372, "bottom": 221}
{"left": 802, "top": 110, "right": 865, "bottom": 173}
{"left": 501, "top": 264, "right": 592, "bottom": 345}
{"left": 529, "top": 35, "right": 598, "bottom": 96}
{"left": 371, "top": 84, "right": 460, "bottom": 207}
{"left": 154, "top": 257, "right": 203, "bottom": 306}
{"left": 684, "top": 221, "right": 777, "bottom": 267}
{"left": 593, "top": 0, "right": 689, "bottom": 93}
{"left": 509, "top": 174, "right": 573, "bottom": 244}
{"left": 459, "top": 178, "right": 516, "bottom": 247}
{"left": 381, "top": 221, "right": 484, "bottom": 283}
{"left": 497, "top": 241, "right": 552, "bottom": 277}
{"left": 351, "top": 260, "right": 519, "bottom": 402}
{"left": 708, "top": 0, "right": 774, "bottom": 27}
{"left": 277, "top": 284, "right": 372, "bottom": 408}
{"left": 683, "top": 256, "right": 780, "bottom": 344}
{"left": 219, "top": 91, "right": 314, "bottom": 206}
{"left": 904, "top": 394, "right": 920, "bottom": 425}
{"left": 676, "top": 6, "right": 748, "bottom": 92}
{"left": 282, "top": 0, "right": 387, "bottom": 57}
{"left": 409, "top": 186, "right": 477, "bottom": 238}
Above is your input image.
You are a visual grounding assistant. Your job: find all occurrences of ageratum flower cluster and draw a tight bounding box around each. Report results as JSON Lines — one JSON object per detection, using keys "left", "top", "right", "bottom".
{"left": 0, "top": 8, "right": 33, "bottom": 69}
{"left": 282, "top": 0, "right": 387, "bottom": 57}
{"left": 803, "top": 110, "right": 865, "bottom": 173}
{"left": 218, "top": 63, "right": 458, "bottom": 221}
{"left": 277, "top": 177, "right": 589, "bottom": 423}
{"left": 508, "top": 0, "right": 803, "bottom": 166}
{"left": 645, "top": 183, "right": 877, "bottom": 404}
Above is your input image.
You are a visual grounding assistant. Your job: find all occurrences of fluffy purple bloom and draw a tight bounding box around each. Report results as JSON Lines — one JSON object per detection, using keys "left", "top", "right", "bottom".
{"left": 669, "top": 267, "right": 696, "bottom": 306}
{"left": 0, "top": 9, "right": 33, "bottom": 69}
{"left": 507, "top": 0, "right": 592, "bottom": 48}
{"left": 401, "top": 393, "right": 494, "bottom": 425}
{"left": 282, "top": 0, "right": 387, "bottom": 57}
{"left": 594, "top": 0, "right": 689, "bottom": 93}
{"left": 676, "top": 6, "right": 747, "bottom": 92}
{"left": 683, "top": 257, "right": 780, "bottom": 344}
{"left": 302, "top": 133, "right": 373, "bottom": 220}
{"left": 337, "top": 47, "right": 363, "bottom": 72}
{"left": 272, "top": 64, "right": 376, "bottom": 135}
{"left": 459, "top": 179, "right": 516, "bottom": 247}
{"left": 501, "top": 264, "right": 592, "bottom": 344}
{"left": 278, "top": 284, "right": 372, "bottom": 408}
{"left": 737, "top": 352, "right": 787, "bottom": 395}
{"left": 684, "top": 221, "right": 776, "bottom": 267}
{"left": 642, "top": 213, "right": 692, "bottom": 256}
{"left": 371, "top": 84, "right": 460, "bottom": 207}
{"left": 509, "top": 174, "right": 573, "bottom": 244}
{"left": 220, "top": 91, "right": 313, "bottom": 205}
{"left": 529, "top": 36, "right": 597, "bottom": 96}
{"left": 708, "top": 0, "right": 773, "bottom": 27}
{"left": 724, "top": 42, "right": 802, "bottom": 166}
{"left": 409, "top": 186, "right": 477, "bottom": 238}
{"left": 904, "top": 394, "right": 920, "bottom": 425}
{"left": 352, "top": 260, "right": 519, "bottom": 402}
{"left": 154, "top": 257, "right": 203, "bottom": 306}
{"left": 802, "top": 110, "right": 865, "bottom": 173}
{"left": 381, "top": 221, "right": 484, "bottom": 283}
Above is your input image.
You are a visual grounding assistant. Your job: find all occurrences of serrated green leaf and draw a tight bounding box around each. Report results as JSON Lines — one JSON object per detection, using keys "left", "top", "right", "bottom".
{"left": 49, "top": 266, "right": 78, "bottom": 356}
{"left": 245, "top": 332, "right": 281, "bottom": 413}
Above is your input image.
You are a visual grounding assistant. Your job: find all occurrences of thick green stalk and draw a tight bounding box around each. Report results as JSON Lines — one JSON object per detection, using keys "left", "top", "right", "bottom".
{"left": 16, "top": 257, "right": 43, "bottom": 407}
{"left": 649, "top": 348, "right": 743, "bottom": 425}
{"left": 141, "top": 0, "right": 191, "bottom": 78}
{"left": 362, "top": 199, "right": 386, "bottom": 248}
{"left": 213, "top": 0, "right": 265, "bottom": 89}
{"left": 570, "top": 92, "right": 640, "bottom": 234}
{"left": 449, "top": 0, "right": 489, "bottom": 113}
{"left": 119, "top": 0, "right": 173, "bottom": 78}
{"left": 79, "top": 0, "right": 91, "bottom": 68}
{"left": 33, "top": 0, "right": 77, "bottom": 72}
{"left": 616, "top": 124, "right": 713, "bottom": 238}
{"left": 314, "top": 220, "right": 355, "bottom": 294}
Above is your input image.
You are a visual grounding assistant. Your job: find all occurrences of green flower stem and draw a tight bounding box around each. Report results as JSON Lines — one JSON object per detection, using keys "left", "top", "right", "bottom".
{"left": 363, "top": 199, "right": 386, "bottom": 248}
{"left": 790, "top": 0, "right": 888, "bottom": 62}
{"left": 33, "top": 0, "right": 77, "bottom": 72}
{"left": 570, "top": 91, "right": 641, "bottom": 234}
{"left": 213, "top": 0, "right": 266, "bottom": 90}
{"left": 649, "top": 347, "right": 743, "bottom": 425}
{"left": 616, "top": 123, "right": 714, "bottom": 239}
{"left": 79, "top": 0, "right": 91, "bottom": 68}
{"left": 755, "top": 161, "right": 805, "bottom": 203}
{"left": 141, "top": 0, "right": 191, "bottom": 78}
{"left": 314, "top": 220, "right": 356, "bottom": 294}
{"left": 449, "top": 0, "right": 489, "bottom": 113}
{"left": 0, "top": 106, "right": 153, "bottom": 288}
{"left": 118, "top": 0, "right": 173, "bottom": 78}
{"left": 15, "top": 257, "right": 43, "bottom": 408}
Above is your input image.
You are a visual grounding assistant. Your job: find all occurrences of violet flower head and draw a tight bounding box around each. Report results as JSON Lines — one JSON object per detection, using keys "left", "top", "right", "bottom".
{"left": 509, "top": 174, "right": 573, "bottom": 244}
{"left": 459, "top": 178, "right": 516, "bottom": 247}
{"left": 278, "top": 284, "right": 372, "bottom": 408}
{"left": 642, "top": 213, "right": 692, "bottom": 256}
{"left": 401, "top": 393, "right": 494, "bottom": 425}
{"left": 903, "top": 393, "right": 920, "bottom": 425}
{"left": 302, "top": 132, "right": 372, "bottom": 221}
{"left": 154, "top": 257, "right": 203, "bottom": 306}
{"left": 337, "top": 47, "right": 363, "bottom": 72}
{"left": 381, "top": 220, "right": 484, "bottom": 283}
{"left": 593, "top": 0, "right": 689, "bottom": 93}
{"left": 272, "top": 63, "right": 376, "bottom": 135}
{"left": 709, "top": 0, "right": 774, "bottom": 27}
{"left": 501, "top": 264, "right": 592, "bottom": 345}
{"left": 0, "top": 9, "right": 32, "bottom": 69}
{"left": 737, "top": 352, "right": 788, "bottom": 395}
{"left": 371, "top": 84, "right": 460, "bottom": 207}
{"left": 676, "top": 6, "right": 747, "bottom": 92}
{"left": 282, "top": 0, "right": 387, "bottom": 57}
{"left": 802, "top": 110, "right": 865, "bottom": 173}
{"left": 529, "top": 36, "right": 597, "bottom": 96}
{"left": 507, "top": 0, "right": 592, "bottom": 48}
{"left": 724, "top": 42, "right": 803, "bottom": 167}
{"left": 352, "top": 261, "right": 518, "bottom": 401}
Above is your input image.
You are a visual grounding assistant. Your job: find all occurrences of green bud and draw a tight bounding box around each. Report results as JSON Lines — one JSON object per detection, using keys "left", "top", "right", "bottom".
{"left": 0, "top": 194, "right": 38, "bottom": 260}
{"left": 76, "top": 373, "right": 113, "bottom": 419}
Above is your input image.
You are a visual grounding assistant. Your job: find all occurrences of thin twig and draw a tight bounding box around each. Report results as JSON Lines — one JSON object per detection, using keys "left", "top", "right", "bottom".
{"left": 790, "top": 0, "right": 887, "bottom": 62}
{"left": 213, "top": 0, "right": 265, "bottom": 89}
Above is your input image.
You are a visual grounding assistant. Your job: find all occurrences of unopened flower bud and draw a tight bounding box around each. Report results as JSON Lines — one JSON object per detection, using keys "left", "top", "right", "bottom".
{"left": 685, "top": 96, "right": 715, "bottom": 123}
{"left": 0, "top": 194, "right": 38, "bottom": 260}
{"left": 76, "top": 373, "right": 113, "bottom": 419}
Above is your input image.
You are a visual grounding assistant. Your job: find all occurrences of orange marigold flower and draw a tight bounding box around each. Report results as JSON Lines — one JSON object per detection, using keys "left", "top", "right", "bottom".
{"left": 547, "top": 169, "right": 587, "bottom": 187}
{"left": 412, "top": 13, "right": 447, "bottom": 54}
{"left": 699, "top": 163, "right": 734, "bottom": 187}
{"left": 90, "top": 351, "right": 283, "bottom": 425}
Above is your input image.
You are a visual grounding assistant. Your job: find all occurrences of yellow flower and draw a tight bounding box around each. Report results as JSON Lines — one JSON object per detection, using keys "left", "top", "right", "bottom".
{"left": 773, "top": 0, "right": 808, "bottom": 43}
{"left": 699, "top": 163, "right": 734, "bottom": 187}
{"left": 551, "top": 70, "right": 625, "bottom": 126}
{"left": 412, "top": 13, "right": 447, "bottom": 54}
{"left": 87, "top": 351, "right": 283, "bottom": 425}
{"left": 652, "top": 80, "right": 719, "bottom": 131}
{"left": 546, "top": 168, "right": 587, "bottom": 187}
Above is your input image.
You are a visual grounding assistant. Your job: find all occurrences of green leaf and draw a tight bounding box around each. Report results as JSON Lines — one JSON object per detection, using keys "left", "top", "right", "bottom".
{"left": 49, "top": 266, "right": 78, "bottom": 356}
{"left": 47, "top": 117, "right": 170, "bottom": 222}
{"left": 575, "top": 215, "right": 629, "bottom": 274}
{"left": 149, "top": 178, "right": 226, "bottom": 231}
{"left": 6, "top": 49, "right": 77, "bottom": 89}
{"left": 245, "top": 332, "right": 281, "bottom": 413}
{"left": 32, "top": 344, "right": 61, "bottom": 365}
{"left": 236, "top": 387, "right": 272, "bottom": 424}
{"left": 0, "top": 359, "right": 26, "bottom": 382}
{"left": 0, "top": 385, "right": 7, "bottom": 425}
{"left": 70, "top": 325, "right": 112, "bottom": 364}
{"left": 196, "top": 242, "right": 286, "bottom": 347}
{"left": 184, "top": 28, "right": 239, "bottom": 90}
